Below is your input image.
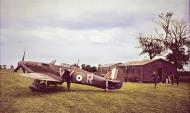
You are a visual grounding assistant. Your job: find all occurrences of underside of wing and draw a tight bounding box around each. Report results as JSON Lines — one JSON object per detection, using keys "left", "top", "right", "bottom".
{"left": 19, "top": 73, "right": 62, "bottom": 82}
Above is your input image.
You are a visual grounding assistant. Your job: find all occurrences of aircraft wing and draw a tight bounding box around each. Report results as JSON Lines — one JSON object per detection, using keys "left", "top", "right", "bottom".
{"left": 19, "top": 73, "right": 62, "bottom": 82}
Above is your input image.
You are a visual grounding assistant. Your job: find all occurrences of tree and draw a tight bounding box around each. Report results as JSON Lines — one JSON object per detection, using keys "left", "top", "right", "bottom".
{"left": 138, "top": 34, "right": 164, "bottom": 59}
{"left": 10, "top": 65, "right": 14, "bottom": 70}
{"left": 3, "top": 65, "right": 7, "bottom": 69}
{"left": 81, "top": 64, "right": 86, "bottom": 70}
{"left": 81, "top": 64, "right": 97, "bottom": 73}
{"left": 86, "top": 65, "right": 92, "bottom": 72}
{"left": 156, "top": 12, "right": 190, "bottom": 69}
{"left": 166, "top": 48, "right": 189, "bottom": 69}
{"left": 91, "top": 66, "right": 97, "bottom": 73}
{"left": 138, "top": 12, "right": 190, "bottom": 69}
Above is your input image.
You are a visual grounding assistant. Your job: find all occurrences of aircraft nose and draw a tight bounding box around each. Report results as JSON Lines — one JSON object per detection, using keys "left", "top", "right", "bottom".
{"left": 14, "top": 61, "right": 26, "bottom": 73}
{"left": 14, "top": 61, "right": 22, "bottom": 72}
{"left": 18, "top": 61, "right": 25, "bottom": 65}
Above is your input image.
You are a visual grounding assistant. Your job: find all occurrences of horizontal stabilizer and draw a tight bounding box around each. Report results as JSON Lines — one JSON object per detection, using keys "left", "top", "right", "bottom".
{"left": 108, "top": 79, "right": 120, "bottom": 83}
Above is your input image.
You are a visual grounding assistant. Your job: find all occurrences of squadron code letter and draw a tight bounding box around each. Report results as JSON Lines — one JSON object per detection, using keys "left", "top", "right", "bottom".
{"left": 86, "top": 74, "right": 93, "bottom": 84}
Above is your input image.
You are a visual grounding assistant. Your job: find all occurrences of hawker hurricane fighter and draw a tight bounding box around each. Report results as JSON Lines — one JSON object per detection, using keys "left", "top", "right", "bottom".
{"left": 14, "top": 52, "right": 125, "bottom": 92}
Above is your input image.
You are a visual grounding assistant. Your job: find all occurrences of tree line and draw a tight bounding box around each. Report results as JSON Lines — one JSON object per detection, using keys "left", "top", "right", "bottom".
{"left": 81, "top": 64, "right": 97, "bottom": 73}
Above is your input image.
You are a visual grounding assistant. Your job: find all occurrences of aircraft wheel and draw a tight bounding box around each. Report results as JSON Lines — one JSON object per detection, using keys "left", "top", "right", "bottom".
{"left": 29, "top": 86, "right": 37, "bottom": 91}
{"left": 39, "top": 83, "right": 46, "bottom": 90}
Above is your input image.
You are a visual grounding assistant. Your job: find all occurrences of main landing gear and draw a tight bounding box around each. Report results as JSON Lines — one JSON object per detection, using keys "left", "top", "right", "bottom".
{"left": 29, "top": 80, "right": 62, "bottom": 91}
{"left": 29, "top": 80, "right": 47, "bottom": 91}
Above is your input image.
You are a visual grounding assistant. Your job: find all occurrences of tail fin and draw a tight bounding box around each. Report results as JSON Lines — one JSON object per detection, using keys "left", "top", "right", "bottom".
{"left": 115, "top": 67, "right": 125, "bottom": 82}
{"left": 105, "top": 67, "right": 125, "bottom": 89}
{"left": 105, "top": 67, "right": 125, "bottom": 82}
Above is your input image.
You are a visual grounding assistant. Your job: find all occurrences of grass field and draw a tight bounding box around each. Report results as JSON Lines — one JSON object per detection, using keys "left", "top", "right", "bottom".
{"left": 0, "top": 70, "right": 189, "bottom": 113}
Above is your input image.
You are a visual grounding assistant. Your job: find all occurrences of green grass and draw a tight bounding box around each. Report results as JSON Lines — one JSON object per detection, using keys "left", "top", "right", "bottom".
{"left": 0, "top": 70, "right": 189, "bottom": 113}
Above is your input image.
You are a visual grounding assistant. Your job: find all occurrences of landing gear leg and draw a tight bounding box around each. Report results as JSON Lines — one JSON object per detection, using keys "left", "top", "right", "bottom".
{"left": 105, "top": 80, "right": 108, "bottom": 92}
{"left": 29, "top": 80, "right": 47, "bottom": 91}
{"left": 29, "top": 80, "right": 40, "bottom": 91}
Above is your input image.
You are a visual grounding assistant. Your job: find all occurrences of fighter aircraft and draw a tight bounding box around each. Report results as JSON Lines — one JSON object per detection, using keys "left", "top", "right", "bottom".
{"left": 14, "top": 51, "right": 125, "bottom": 92}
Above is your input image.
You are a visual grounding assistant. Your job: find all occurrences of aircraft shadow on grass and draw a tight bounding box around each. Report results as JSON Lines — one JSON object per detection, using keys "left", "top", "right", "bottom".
{"left": 13, "top": 86, "right": 126, "bottom": 98}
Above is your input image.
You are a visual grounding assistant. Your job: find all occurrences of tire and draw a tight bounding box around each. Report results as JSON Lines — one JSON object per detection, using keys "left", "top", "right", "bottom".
{"left": 39, "top": 83, "right": 46, "bottom": 90}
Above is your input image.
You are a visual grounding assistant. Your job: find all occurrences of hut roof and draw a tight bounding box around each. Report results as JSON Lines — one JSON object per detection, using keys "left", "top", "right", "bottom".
{"left": 125, "top": 59, "right": 169, "bottom": 66}
{"left": 99, "top": 63, "right": 126, "bottom": 67}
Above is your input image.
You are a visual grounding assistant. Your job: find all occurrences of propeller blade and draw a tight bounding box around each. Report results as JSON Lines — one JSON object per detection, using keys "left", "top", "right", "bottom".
{"left": 21, "top": 64, "right": 27, "bottom": 73}
{"left": 13, "top": 66, "right": 20, "bottom": 72}
{"left": 14, "top": 50, "right": 26, "bottom": 73}
{"left": 21, "top": 67, "right": 25, "bottom": 73}
{"left": 22, "top": 50, "right": 26, "bottom": 61}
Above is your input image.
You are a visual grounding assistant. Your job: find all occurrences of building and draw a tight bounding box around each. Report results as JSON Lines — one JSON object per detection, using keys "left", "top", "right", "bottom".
{"left": 125, "top": 59, "right": 177, "bottom": 82}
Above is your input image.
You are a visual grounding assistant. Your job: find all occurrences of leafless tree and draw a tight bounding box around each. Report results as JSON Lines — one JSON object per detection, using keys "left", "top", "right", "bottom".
{"left": 155, "top": 12, "right": 190, "bottom": 69}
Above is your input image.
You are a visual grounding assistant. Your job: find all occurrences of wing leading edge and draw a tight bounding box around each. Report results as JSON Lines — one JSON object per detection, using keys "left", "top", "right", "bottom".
{"left": 19, "top": 73, "right": 62, "bottom": 82}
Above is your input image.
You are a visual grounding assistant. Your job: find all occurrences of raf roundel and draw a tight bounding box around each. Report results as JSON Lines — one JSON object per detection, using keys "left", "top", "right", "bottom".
{"left": 76, "top": 75, "right": 83, "bottom": 82}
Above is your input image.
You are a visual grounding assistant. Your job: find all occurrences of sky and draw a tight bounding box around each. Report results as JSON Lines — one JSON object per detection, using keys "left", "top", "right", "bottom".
{"left": 0, "top": 0, "right": 189, "bottom": 70}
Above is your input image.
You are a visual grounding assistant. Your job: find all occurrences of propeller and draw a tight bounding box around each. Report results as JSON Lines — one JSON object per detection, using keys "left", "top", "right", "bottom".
{"left": 22, "top": 50, "right": 25, "bottom": 61}
{"left": 13, "top": 64, "right": 21, "bottom": 72}
{"left": 13, "top": 50, "right": 26, "bottom": 73}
